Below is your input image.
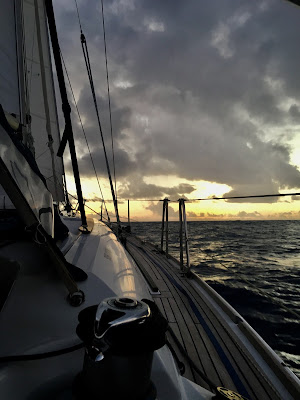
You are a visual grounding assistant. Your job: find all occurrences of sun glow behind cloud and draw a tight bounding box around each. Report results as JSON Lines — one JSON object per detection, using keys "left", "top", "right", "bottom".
{"left": 65, "top": 173, "right": 300, "bottom": 222}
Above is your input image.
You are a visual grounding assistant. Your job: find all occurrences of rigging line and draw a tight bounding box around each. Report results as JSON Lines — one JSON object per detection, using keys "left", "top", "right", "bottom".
{"left": 115, "top": 192, "right": 300, "bottom": 203}
{"left": 100, "top": 0, "right": 118, "bottom": 201}
{"left": 60, "top": 51, "right": 110, "bottom": 223}
{"left": 73, "top": 0, "right": 83, "bottom": 33}
{"left": 47, "top": 175, "right": 110, "bottom": 223}
{"left": 80, "top": 30, "right": 121, "bottom": 228}
{"left": 197, "top": 248, "right": 300, "bottom": 320}
{"left": 45, "top": 0, "right": 88, "bottom": 228}
{"left": 194, "top": 192, "right": 300, "bottom": 201}
{"left": 66, "top": 191, "right": 105, "bottom": 219}
{"left": 35, "top": 148, "right": 49, "bottom": 160}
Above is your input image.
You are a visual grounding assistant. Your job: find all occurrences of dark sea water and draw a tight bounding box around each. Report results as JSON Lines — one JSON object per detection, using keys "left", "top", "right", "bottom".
{"left": 130, "top": 220, "right": 300, "bottom": 378}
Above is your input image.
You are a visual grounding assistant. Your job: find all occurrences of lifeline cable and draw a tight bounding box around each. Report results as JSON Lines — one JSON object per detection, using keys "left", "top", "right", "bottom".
{"left": 47, "top": 176, "right": 111, "bottom": 223}
{"left": 110, "top": 192, "right": 300, "bottom": 203}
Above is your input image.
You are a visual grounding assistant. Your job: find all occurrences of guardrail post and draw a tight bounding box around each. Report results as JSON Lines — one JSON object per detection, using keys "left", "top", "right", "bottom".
{"left": 179, "top": 199, "right": 184, "bottom": 269}
{"left": 161, "top": 200, "right": 165, "bottom": 251}
{"left": 161, "top": 198, "right": 169, "bottom": 256}
{"left": 179, "top": 198, "right": 190, "bottom": 275}
{"left": 166, "top": 199, "right": 169, "bottom": 257}
{"left": 127, "top": 199, "right": 131, "bottom": 233}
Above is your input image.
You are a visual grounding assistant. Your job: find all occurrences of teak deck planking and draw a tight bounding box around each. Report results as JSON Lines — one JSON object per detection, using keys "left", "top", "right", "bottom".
{"left": 125, "top": 234, "right": 285, "bottom": 400}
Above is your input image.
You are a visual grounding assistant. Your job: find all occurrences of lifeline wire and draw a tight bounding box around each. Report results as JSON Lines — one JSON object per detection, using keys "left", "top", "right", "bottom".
{"left": 66, "top": 191, "right": 103, "bottom": 219}
{"left": 47, "top": 175, "right": 110, "bottom": 223}
{"left": 114, "top": 192, "right": 300, "bottom": 203}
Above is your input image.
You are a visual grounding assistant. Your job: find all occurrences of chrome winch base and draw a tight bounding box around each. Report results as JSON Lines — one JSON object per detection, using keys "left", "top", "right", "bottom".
{"left": 74, "top": 297, "right": 168, "bottom": 400}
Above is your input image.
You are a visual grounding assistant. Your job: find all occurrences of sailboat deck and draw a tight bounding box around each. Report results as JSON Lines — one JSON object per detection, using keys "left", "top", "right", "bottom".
{"left": 124, "top": 234, "right": 299, "bottom": 400}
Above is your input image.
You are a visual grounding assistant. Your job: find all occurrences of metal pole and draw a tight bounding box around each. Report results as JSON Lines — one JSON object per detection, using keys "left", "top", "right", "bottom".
{"left": 161, "top": 200, "right": 165, "bottom": 252}
{"left": 101, "top": 200, "right": 103, "bottom": 221}
{"left": 45, "top": 0, "right": 87, "bottom": 228}
{"left": 165, "top": 199, "right": 169, "bottom": 257}
{"left": 179, "top": 199, "right": 184, "bottom": 270}
{"left": 182, "top": 200, "right": 190, "bottom": 274}
{"left": 128, "top": 199, "right": 130, "bottom": 225}
{"left": 128, "top": 199, "right": 131, "bottom": 232}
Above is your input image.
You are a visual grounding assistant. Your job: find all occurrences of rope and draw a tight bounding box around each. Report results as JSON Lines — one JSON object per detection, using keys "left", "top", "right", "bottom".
{"left": 60, "top": 51, "right": 110, "bottom": 222}
{"left": 100, "top": 0, "right": 118, "bottom": 201}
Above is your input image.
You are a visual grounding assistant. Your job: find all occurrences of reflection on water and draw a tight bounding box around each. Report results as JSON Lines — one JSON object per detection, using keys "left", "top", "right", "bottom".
{"left": 131, "top": 220, "right": 300, "bottom": 377}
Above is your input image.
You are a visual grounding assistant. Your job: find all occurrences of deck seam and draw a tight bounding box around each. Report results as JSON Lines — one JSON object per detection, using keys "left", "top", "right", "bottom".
{"left": 153, "top": 249, "right": 275, "bottom": 400}
{"left": 131, "top": 240, "right": 275, "bottom": 400}
{"left": 150, "top": 243, "right": 282, "bottom": 400}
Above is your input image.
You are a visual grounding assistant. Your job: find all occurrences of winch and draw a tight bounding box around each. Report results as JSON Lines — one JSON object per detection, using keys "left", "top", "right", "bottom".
{"left": 74, "top": 297, "right": 168, "bottom": 399}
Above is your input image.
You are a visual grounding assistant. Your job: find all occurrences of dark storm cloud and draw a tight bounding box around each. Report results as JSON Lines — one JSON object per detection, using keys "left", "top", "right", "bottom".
{"left": 289, "top": 104, "right": 300, "bottom": 122}
{"left": 54, "top": 0, "right": 300, "bottom": 200}
{"left": 118, "top": 179, "right": 195, "bottom": 200}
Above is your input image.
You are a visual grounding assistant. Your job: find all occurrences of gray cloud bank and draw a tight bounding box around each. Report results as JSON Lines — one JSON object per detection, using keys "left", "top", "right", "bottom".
{"left": 54, "top": 0, "right": 300, "bottom": 202}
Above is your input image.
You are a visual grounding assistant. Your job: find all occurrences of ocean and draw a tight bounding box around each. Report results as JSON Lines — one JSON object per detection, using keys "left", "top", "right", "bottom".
{"left": 130, "top": 220, "right": 300, "bottom": 378}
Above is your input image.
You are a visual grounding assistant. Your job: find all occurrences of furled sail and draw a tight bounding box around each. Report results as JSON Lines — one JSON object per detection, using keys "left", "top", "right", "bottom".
{"left": 0, "top": 0, "right": 20, "bottom": 116}
{"left": 23, "top": 0, "right": 64, "bottom": 201}
{"left": 0, "top": 105, "right": 54, "bottom": 237}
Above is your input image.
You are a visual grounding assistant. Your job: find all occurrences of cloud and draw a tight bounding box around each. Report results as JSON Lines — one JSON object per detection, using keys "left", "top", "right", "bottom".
{"left": 188, "top": 211, "right": 205, "bottom": 218}
{"left": 237, "top": 211, "right": 261, "bottom": 218}
{"left": 145, "top": 201, "right": 177, "bottom": 220}
{"left": 207, "top": 212, "right": 224, "bottom": 218}
{"left": 289, "top": 104, "right": 300, "bottom": 122}
{"left": 118, "top": 176, "right": 195, "bottom": 199}
{"left": 53, "top": 0, "right": 300, "bottom": 205}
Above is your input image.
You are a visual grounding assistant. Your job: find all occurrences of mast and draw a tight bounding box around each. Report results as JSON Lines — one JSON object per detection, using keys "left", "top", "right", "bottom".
{"left": 45, "top": 0, "right": 87, "bottom": 228}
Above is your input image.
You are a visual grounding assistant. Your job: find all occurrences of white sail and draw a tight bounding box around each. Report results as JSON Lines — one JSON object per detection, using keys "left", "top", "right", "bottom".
{"left": 0, "top": 0, "right": 20, "bottom": 116}
{"left": 23, "top": 0, "right": 64, "bottom": 201}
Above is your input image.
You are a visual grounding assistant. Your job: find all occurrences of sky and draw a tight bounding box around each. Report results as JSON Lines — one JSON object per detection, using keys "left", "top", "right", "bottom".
{"left": 53, "top": 0, "right": 300, "bottom": 221}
